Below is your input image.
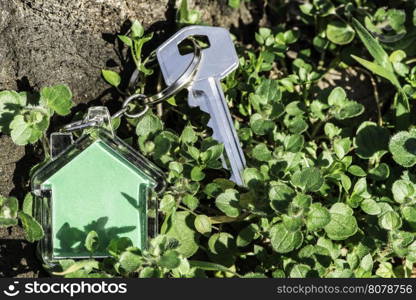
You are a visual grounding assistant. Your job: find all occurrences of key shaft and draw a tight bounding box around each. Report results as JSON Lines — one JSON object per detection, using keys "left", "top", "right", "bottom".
{"left": 188, "top": 78, "right": 246, "bottom": 186}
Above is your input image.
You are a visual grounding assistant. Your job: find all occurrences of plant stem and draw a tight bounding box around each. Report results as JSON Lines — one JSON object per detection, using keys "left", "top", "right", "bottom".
{"left": 209, "top": 212, "right": 251, "bottom": 224}
{"left": 42, "top": 133, "right": 50, "bottom": 159}
{"left": 356, "top": 66, "right": 383, "bottom": 126}
{"left": 156, "top": 73, "right": 163, "bottom": 117}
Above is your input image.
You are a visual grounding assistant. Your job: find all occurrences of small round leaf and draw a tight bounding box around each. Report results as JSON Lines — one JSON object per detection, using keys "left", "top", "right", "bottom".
{"left": 291, "top": 167, "right": 324, "bottom": 192}
{"left": 326, "top": 20, "right": 355, "bottom": 45}
{"left": 270, "top": 223, "right": 303, "bottom": 253}
{"left": 194, "top": 214, "right": 212, "bottom": 234}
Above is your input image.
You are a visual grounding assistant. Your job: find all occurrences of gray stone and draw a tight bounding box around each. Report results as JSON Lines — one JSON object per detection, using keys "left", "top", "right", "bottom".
{"left": 0, "top": 0, "right": 250, "bottom": 103}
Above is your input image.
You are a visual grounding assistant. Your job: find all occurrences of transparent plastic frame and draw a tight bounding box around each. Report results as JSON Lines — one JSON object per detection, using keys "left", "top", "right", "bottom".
{"left": 31, "top": 125, "right": 165, "bottom": 266}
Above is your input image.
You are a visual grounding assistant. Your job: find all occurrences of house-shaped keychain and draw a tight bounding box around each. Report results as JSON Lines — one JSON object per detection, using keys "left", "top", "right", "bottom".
{"left": 31, "top": 107, "right": 165, "bottom": 265}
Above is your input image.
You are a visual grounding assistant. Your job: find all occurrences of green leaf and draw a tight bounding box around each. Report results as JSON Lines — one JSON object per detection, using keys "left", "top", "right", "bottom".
{"left": 306, "top": 203, "right": 331, "bottom": 231}
{"left": 180, "top": 124, "right": 198, "bottom": 144}
{"left": 389, "top": 131, "right": 416, "bottom": 167}
{"left": 237, "top": 224, "right": 258, "bottom": 247}
{"left": 328, "top": 87, "right": 347, "bottom": 106}
{"left": 215, "top": 189, "right": 240, "bottom": 217}
{"left": 118, "top": 35, "right": 133, "bottom": 47}
{"left": 330, "top": 202, "right": 354, "bottom": 215}
{"left": 189, "top": 260, "right": 240, "bottom": 277}
{"left": 0, "top": 196, "right": 18, "bottom": 218}
{"left": 191, "top": 166, "right": 205, "bottom": 181}
{"left": 326, "top": 20, "right": 355, "bottom": 45}
{"left": 284, "top": 134, "right": 304, "bottom": 152}
{"left": 347, "top": 253, "right": 359, "bottom": 270}
{"left": 401, "top": 206, "right": 416, "bottom": 222}
{"left": 178, "top": 0, "right": 201, "bottom": 24}
{"left": 119, "top": 249, "right": 143, "bottom": 273}
{"left": 0, "top": 90, "right": 26, "bottom": 112}
{"left": 243, "top": 167, "right": 264, "bottom": 188}
{"left": 0, "top": 218, "right": 18, "bottom": 227}
{"left": 368, "top": 163, "right": 390, "bottom": 181}
{"left": 208, "top": 232, "right": 237, "bottom": 267}
{"left": 130, "top": 20, "right": 144, "bottom": 38}
{"left": 18, "top": 211, "right": 44, "bottom": 242}
{"left": 252, "top": 143, "right": 272, "bottom": 161}
{"left": 243, "top": 272, "right": 267, "bottom": 278}
{"left": 291, "top": 167, "right": 324, "bottom": 192}
{"left": 379, "top": 211, "right": 402, "bottom": 230}
{"left": 334, "top": 102, "right": 364, "bottom": 120}
{"left": 351, "top": 18, "right": 393, "bottom": 72}
{"left": 351, "top": 55, "right": 401, "bottom": 89}
{"left": 334, "top": 138, "right": 351, "bottom": 159}
{"left": 194, "top": 214, "right": 212, "bottom": 234}
{"left": 40, "top": 85, "right": 73, "bottom": 116}
{"left": 203, "top": 144, "right": 224, "bottom": 163}
{"left": 22, "top": 193, "right": 33, "bottom": 216}
{"left": 360, "top": 199, "right": 381, "bottom": 215}
{"left": 84, "top": 231, "right": 99, "bottom": 253}
{"left": 53, "top": 259, "right": 99, "bottom": 276}
{"left": 165, "top": 212, "right": 199, "bottom": 258}
{"left": 0, "top": 91, "right": 26, "bottom": 133}
{"left": 169, "top": 161, "right": 183, "bottom": 174}
{"left": 254, "top": 79, "right": 281, "bottom": 104}
{"left": 288, "top": 116, "right": 308, "bottom": 133}
{"left": 102, "top": 70, "right": 121, "bottom": 87}
{"left": 360, "top": 253, "right": 373, "bottom": 272}
{"left": 280, "top": 215, "right": 301, "bottom": 233}
{"left": 107, "top": 237, "right": 133, "bottom": 257}
{"left": 392, "top": 180, "right": 414, "bottom": 203}
{"left": 187, "top": 146, "right": 200, "bottom": 161}
{"left": 285, "top": 101, "right": 304, "bottom": 116}
{"left": 160, "top": 194, "right": 176, "bottom": 214}
{"left": 355, "top": 122, "right": 389, "bottom": 159}
{"left": 270, "top": 223, "right": 303, "bottom": 253}
{"left": 290, "top": 264, "right": 312, "bottom": 278}
{"left": 139, "top": 267, "right": 161, "bottom": 278}
{"left": 250, "top": 113, "right": 275, "bottom": 135}
{"left": 269, "top": 182, "right": 295, "bottom": 211}
{"left": 183, "top": 194, "right": 199, "bottom": 211}
{"left": 272, "top": 270, "right": 286, "bottom": 278}
{"left": 228, "top": 0, "right": 240, "bottom": 9}
{"left": 376, "top": 262, "right": 395, "bottom": 278}
{"left": 0, "top": 196, "right": 18, "bottom": 227}
{"left": 348, "top": 165, "right": 366, "bottom": 177}
{"left": 390, "top": 50, "right": 406, "bottom": 63}
{"left": 324, "top": 123, "right": 342, "bottom": 139}
{"left": 293, "top": 194, "right": 312, "bottom": 208}
{"left": 158, "top": 250, "right": 181, "bottom": 269}
{"left": 324, "top": 204, "right": 358, "bottom": 240}
{"left": 136, "top": 111, "right": 163, "bottom": 137}
{"left": 9, "top": 115, "right": 34, "bottom": 146}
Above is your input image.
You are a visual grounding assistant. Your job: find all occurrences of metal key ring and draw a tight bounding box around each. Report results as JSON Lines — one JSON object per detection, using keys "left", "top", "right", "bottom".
{"left": 121, "top": 38, "right": 202, "bottom": 118}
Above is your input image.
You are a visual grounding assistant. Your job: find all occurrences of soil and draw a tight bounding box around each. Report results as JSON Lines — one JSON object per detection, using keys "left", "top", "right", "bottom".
{"left": 0, "top": 0, "right": 261, "bottom": 278}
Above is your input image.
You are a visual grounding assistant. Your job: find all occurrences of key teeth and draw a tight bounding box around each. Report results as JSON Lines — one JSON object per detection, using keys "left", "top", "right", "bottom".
{"left": 206, "top": 118, "right": 221, "bottom": 141}
{"left": 211, "top": 131, "right": 221, "bottom": 142}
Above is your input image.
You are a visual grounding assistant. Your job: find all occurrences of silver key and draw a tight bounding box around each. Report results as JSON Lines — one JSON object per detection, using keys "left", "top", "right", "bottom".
{"left": 156, "top": 26, "right": 246, "bottom": 186}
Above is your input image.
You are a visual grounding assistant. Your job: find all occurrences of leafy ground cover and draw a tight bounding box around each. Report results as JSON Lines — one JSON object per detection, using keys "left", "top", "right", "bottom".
{"left": 2, "top": 0, "right": 416, "bottom": 277}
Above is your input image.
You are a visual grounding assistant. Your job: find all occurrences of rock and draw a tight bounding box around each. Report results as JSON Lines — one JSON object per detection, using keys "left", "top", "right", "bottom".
{"left": 0, "top": 136, "right": 25, "bottom": 197}
{"left": 0, "top": 0, "right": 250, "bottom": 104}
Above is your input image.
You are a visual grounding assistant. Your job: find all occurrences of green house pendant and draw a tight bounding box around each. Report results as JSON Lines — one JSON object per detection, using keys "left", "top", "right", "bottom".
{"left": 31, "top": 107, "right": 165, "bottom": 264}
